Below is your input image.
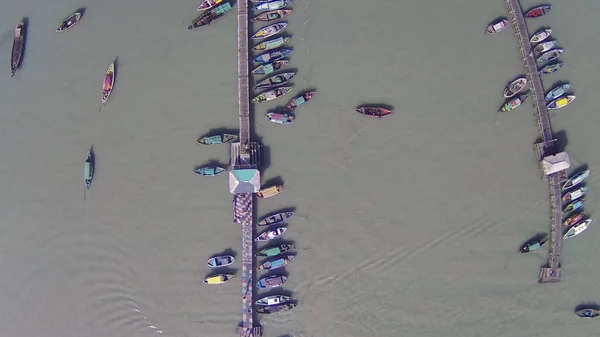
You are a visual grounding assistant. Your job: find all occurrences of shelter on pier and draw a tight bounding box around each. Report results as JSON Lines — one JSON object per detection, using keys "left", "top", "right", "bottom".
{"left": 541, "top": 152, "right": 570, "bottom": 176}
{"left": 229, "top": 169, "right": 260, "bottom": 194}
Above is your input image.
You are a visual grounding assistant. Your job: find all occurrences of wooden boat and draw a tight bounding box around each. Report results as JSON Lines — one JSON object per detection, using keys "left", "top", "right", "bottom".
{"left": 284, "top": 91, "right": 316, "bottom": 111}
{"left": 564, "top": 212, "right": 584, "bottom": 227}
{"left": 255, "top": 243, "right": 295, "bottom": 257}
{"left": 356, "top": 106, "right": 392, "bottom": 118}
{"left": 197, "top": 133, "right": 238, "bottom": 145}
{"left": 251, "top": 9, "right": 292, "bottom": 22}
{"left": 563, "top": 199, "right": 585, "bottom": 214}
{"left": 203, "top": 273, "right": 235, "bottom": 284}
{"left": 539, "top": 62, "right": 563, "bottom": 75}
{"left": 537, "top": 49, "right": 563, "bottom": 63}
{"left": 530, "top": 28, "right": 551, "bottom": 44}
{"left": 257, "top": 254, "right": 296, "bottom": 270}
{"left": 563, "top": 219, "right": 592, "bottom": 239}
{"left": 253, "top": 36, "right": 291, "bottom": 51}
{"left": 547, "top": 95, "right": 575, "bottom": 110}
{"left": 10, "top": 21, "right": 25, "bottom": 77}
{"left": 57, "top": 10, "right": 83, "bottom": 32}
{"left": 252, "top": 0, "right": 292, "bottom": 11}
{"left": 534, "top": 40, "right": 557, "bottom": 54}
{"left": 256, "top": 275, "right": 288, "bottom": 289}
{"left": 256, "top": 302, "right": 296, "bottom": 314}
{"left": 197, "top": 0, "right": 222, "bottom": 11}
{"left": 257, "top": 184, "right": 283, "bottom": 198}
{"left": 251, "top": 86, "right": 293, "bottom": 103}
{"left": 258, "top": 211, "right": 294, "bottom": 226}
{"left": 255, "top": 226, "right": 287, "bottom": 242}
{"left": 503, "top": 77, "right": 527, "bottom": 98}
{"left": 265, "top": 112, "right": 294, "bottom": 124}
{"left": 575, "top": 307, "right": 600, "bottom": 318}
{"left": 101, "top": 61, "right": 115, "bottom": 104}
{"left": 255, "top": 295, "right": 293, "bottom": 306}
{"left": 254, "top": 48, "right": 292, "bottom": 63}
{"left": 254, "top": 72, "right": 295, "bottom": 90}
{"left": 206, "top": 255, "right": 235, "bottom": 268}
{"left": 545, "top": 83, "right": 571, "bottom": 102}
{"left": 194, "top": 165, "right": 226, "bottom": 176}
{"left": 486, "top": 19, "right": 509, "bottom": 34}
{"left": 84, "top": 148, "right": 94, "bottom": 190}
{"left": 525, "top": 5, "right": 551, "bottom": 18}
{"left": 563, "top": 170, "right": 590, "bottom": 190}
{"left": 519, "top": 234, "right": 547, "bottom": 253}
{"left": 251, "top": 60, "right": 288, "bottom": 75}
{"left": 562, "top": 186, "right": 588, "bottom": 202}
{"left": 189, "top": 3, "right": 231, "bottom": 29}
{"left": 499, "top": 93, "right": 528, "bottom": 112}
{"left": 251, "top": 22, "right": 287, "bottom": 40}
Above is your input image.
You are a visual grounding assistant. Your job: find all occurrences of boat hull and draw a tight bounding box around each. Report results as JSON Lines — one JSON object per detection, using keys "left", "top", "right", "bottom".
{"left": 203, "top": 274, "right": 235, "bottom": 284}
{"left": 537, "top": 49, "right": 564, "bottom": 63}
{"left": 254, "top": 72, "right": 296, "bottom": 90}
{"left": 539, "top": 62, "right": 563, "bottom": 75}
{"left": 255, "top": 302, "right": 296, "bottom": 314}
{"left": 284, "top": 91, "right": 316, "bottom": 111}
{"left": 500, "top": 93, "right": 528, "bottom": 112}
{"left": 198, "top": 133, "right": 238, "bottom": 145}
{"left": 545, "top": 83, "right": 571, "bottom": 102}
{"left": 257, "top": 254, "right": 295, "bottom": 270}
{"left": 101, "top": 62, "right": 115, "bottom": 104}
{"left": 256, "top": 275, "right": 288, "bottom": 288}
{"left": 356, "top": 106, "right": 392, "bottom": 118}
{"left": 206, "top": 255, "right": 235, "bottom": 268}
{"left": 563, "top": 219, "right": 592, "bottom": 239}
{"left": 563, "top": 170, "right": 590, "bottom": 190}
{"left": 503, "top": 77, "right": 527, "bottom": 98}
{"left": 57, "top": 12, "right": 82, "bottom": 32}
{"left": 255, "top": 243, "right": 295, "bottom": 257}
{"left": 486, "top": 19, "right": 509, "bottom": 34}
{"left": 254, "top": 48, "right": 292, "bottom": 63}
{"left": 562, "top": 187, "right": 588, "bottom": 202}
{"left": 251, "top": 86, "right": 293, "bottom": 103}
{"left": 11, "top": 22, "right": 25, "bottom": 77}
{"left": 253, "top": 36, "right": 291, "bottom": 51}
{"left": 258, "top": 211, "right": 294, "bottom": 226}
{"left": 255, "top": 295, "right": 293, "bottom": 306}
{"left": 251, "top": 9, "right": 292, "bottom": 22}
{"left": 194, "top": 166, "right": 226, "bottom": 176}
{"left": 575, "top": 308, "right": 600, "bottom": 318}
{"left": 525, "top": 5, "right": 551, "bottom": 18}
{"left": 84, "top": 149, "right": 94, "bottom": 190}
{"left": 257, "top": 184, "right": 283, "bottom": 198}
{"left": 251, "top": 22, "right": 287, "bottom": 40}
{"left": 530, "top": 28, "right": 551, "bottom": 44}
{"left": 547, "top": 95, "right": 575, "bottom": 110}
{"left": 255, "top": 226, "right": 287, "bottom": 241}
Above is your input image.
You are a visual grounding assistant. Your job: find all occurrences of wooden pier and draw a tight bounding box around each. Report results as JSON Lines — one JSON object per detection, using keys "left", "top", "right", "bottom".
{"left": 504, "top": 0, "right": 567, "bottom": 283}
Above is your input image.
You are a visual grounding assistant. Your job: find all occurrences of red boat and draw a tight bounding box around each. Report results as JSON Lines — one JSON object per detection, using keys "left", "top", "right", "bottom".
{"left": 564, "top": 212, "right": 584, "bottom": 227}
{"left": 525, "top": 5, "right": 551, "bottom": 18}
{"left": 356, "top": 106, "right": 392, "bottom": 118}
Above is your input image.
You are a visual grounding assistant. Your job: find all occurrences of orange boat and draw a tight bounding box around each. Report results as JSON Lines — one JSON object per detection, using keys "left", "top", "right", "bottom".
{"left": 257, "top": 185, "right": 283, "bottom": 198}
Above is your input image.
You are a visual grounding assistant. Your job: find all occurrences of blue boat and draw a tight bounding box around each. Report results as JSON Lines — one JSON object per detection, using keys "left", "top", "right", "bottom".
{"left": 545, "top": 83, "right": 571, "bottom": 101}
{"left": 256, "top": 274, "right": 288, "bottom": 289}
{"left": 257, "top": 254, "right": 295, "bottom": 271}
{"left": 194, "top": 165, "right": 226, "bottom": 176}
{"left": 563, "top": 199, "right": 585, "bottom": 214}
{"left": 254, "top": 48, "right": 292, "bottom": 63}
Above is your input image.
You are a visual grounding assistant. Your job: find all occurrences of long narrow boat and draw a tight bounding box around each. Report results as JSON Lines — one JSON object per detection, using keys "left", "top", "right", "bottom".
{"left": 356, "top": 106, "right": 392, "bottom": 118}
{"left": 534, "top": 40, "right": 557, "bottom": 54}
{"left": 189, "top": 3, "right": 232, "bottom": 29}
{"left": 251, "top": 86, "right": 293, "bottom": 103}
{"left": 254, "top": 72, "right": 295, "bottom": 90}
{"left": 197, "top": 0, "right": 222, "bottom": 11}
{"left": 10, "top": 21, "right": 25, "bottom": 77}
{"left": 258, "top": 211, "right": 294, "bottom": 226}
{"left": 537, "top": 49, "right": 564, "bottom": 63}
{"left": 265, "top": 112, "right": 294, "bottom": 124}
{"left": 251, "top": 9, "right": 292, "bottom": 22}
{"left": 251, "top": 22, "right": 287, "bottom": 40}
{"left": 563, "top": 170, "right": 590, "bottom": 190}
{"left": 206, "top": 255, "right": 235, "bottom": 268}
{"left": 563, "top": 219, "right": 592, "bottom": 239}
{"left": 519, "top": 234, "right": 547, "bottom": 253}
{"left": 257, "top": 254, "right": 296, "bottom": 270}
{"left": 284, "top": 91, "right": 316, "bottom": 111}
{"left": 255, "top": 302, "right": 296, "bottom": 314}
{"left": 255, "top": 295, "right": 293, "bottom": 306}
{"left": 252, "top": 0, "right": 292, "bottom": 11}
{"left": 564, "top": 212, "right": 584, "bottom": 227}
{"left": 575, "top": 307, "right": 600, "bottom": 318}
{"left": 194, "top": 165, "right": 226, "bottom": 176}
{"left": 545, "top": 83, "right": 571, "bottom": 102}
{"left": 57, "top": 10, "right": 83, "bottom": 32}
{"left": 503, "top": 77, "right": 527, "bottom": 98}
{"left": 256, "top": 275, "right": 288, "bottom": 289}
{"left": 101, "top": 61, "right": 115, "bottom": 104}
{"left": 203, "top": 273, "right": 235, "bottom": 284}
{"left": 486, "top": 19, "right": 509, "bottom": 34}
{"left": 547, "top": 95, "right": 575, "bottom": 110}
{"left": 499, "top": 93, "right": 528, "bottom": 112}
{"left": 530, "top": 28, "right": 551, "bottom": 44}
{"left": 254, "top": 243, "right": 295, "bottom": 257}
{"left": 525, "top": 5, "right": 551, "bottom": 18}
{"left": 539, "top": 62, "right": 563, "bottom": 75}
{"left": 84, "top": 148, "right": 94, "bottom": 190}
{"left": 251, "top": 60, "right": 288, "bottom": 75}
{"left": 253, "top": 36, "right": 291, "bottom": 51}
{"left": 563, "top": 199, "right": 585, "bottom": 214}
{"left": 254, "top": 48, "right": 292, "bottom": 63}
{"left": 255, "top": 227, "right": 287, "bottom": 242}
{"left": 562, "top": 186, "right": 588, "bottom": 202}
{"left": 197, "top": 133, "right": 238, "bottom": 145}
{"left": 257, "top": 184, "right": 283, "bottom": 198}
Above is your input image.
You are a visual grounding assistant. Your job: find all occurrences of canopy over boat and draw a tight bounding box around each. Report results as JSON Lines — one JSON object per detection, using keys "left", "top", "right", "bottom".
{"left": 562, "top": 186, "right": 588, "bottom": 202}
{"left": 545, "top": 83, "right": 571, "bottom": 101}
{"left": 257, "top": 254, "right": 296, "bottom": 270}
{"left": 198, "top": 133, "right": 238, "bottom": 145}
{"left": 253, "top": 36, "right": 291, "bottom": 51}
{"left": 255, "top": 295, "right": 293, "bottom": 306}
{"left": 499, "top": 93, "right": 528, "bottom": 112}
{"left": 563, "top": 170, "right": 590, "bottom": 190}
{"left": 203, "top": 273, "right": 235, "bottom": 284}
{"left": 257, "top": 184, "right": 283, "bottom": 198}
{"left": 519, "top": 234, "right": 547, "bottom": 253}
{"left": 255, "top": 243, "right": 295, "bottom": 257}
{"left": 256, "top": 275, "right": 288, "bottom": 288}
{"left": 547, "top": 95, "right": 575, "bottom": 110}
{"left": 486, "top": 19, "right": 509, "bottom": 34}
{"left": 541, "top": 152, "right": 570, "bottom": 176}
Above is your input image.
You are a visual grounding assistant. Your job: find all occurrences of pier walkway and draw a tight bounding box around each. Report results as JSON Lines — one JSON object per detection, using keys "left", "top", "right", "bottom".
{"left": 505, "top": 0, "right": 566, "bottom": 283}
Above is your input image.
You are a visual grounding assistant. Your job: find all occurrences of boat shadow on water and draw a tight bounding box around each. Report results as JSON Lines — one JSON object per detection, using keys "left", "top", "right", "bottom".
{"left": 575, "top": 303, "right": 600, "bottom": 311}
{"left": 17, "top": 17, "right": 29, "bottom": 72}
{"left": 76, "top": 7, "right": 87, "bottom": 18}
{"left": 204, "top": 266, "right": 238, "bottom": 278}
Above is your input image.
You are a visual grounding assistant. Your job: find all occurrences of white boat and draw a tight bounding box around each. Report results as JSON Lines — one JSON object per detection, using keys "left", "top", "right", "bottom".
{"left": 254, "top": 295, "right": 293, "bottom": 306}
{"left": 563, "top": 170, "right": 590, "bottom": 191}
{"left": 534, "top": 40, "right": 557, "bottom": 53}
{"left": 564, "top": 219, "right": 593, "bottom": 239}
{"left": 530, "top": 28, "right": 551, "bottom": 44}
{"left": 562, "top": 187, "right": 589, "bottom": 202}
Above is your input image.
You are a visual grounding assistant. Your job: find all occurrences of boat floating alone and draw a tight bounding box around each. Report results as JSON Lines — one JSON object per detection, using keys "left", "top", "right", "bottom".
{"left": 575, "top": 307, "right": 600, "bottom": 318}
{"left": 265, "top": 112, "right": 295, "bottom": 124}
{"left": 486, "top": 19, "right": 509, "bottom": 34}
{"left": 57, "top": 10, "right": 83, "bottom": 32}
{"left": 84, "top": 148, "right": 94, "bottom": 191}
{"left": 356, "top": 106, "right": 393, "bottom": 118}
{"left": 519, "top": 234, "right": 547, "bottom": 253}
{"left": 101, "top": 61, "right": 115, "bottom": 104}
{"left": 11, "top": 21, "right": 25, "bottom": 77}
{"left": 563, "top": 170, "right": 590, "bottom": 190}
{"left": 284, "top": 91, "right": 316, "bottom": 111}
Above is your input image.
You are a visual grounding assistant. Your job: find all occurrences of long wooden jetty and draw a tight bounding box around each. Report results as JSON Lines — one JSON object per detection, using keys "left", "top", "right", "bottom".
{"left": 504, "top": 0, "right": 567, "bottom": 283}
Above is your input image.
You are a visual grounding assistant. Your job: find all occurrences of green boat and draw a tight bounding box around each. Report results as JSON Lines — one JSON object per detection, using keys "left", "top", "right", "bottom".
{"left": 539, "top": 62, "right": 563, "bottom": 75}
{"left": 188, "top": 2, "right": 232, "bottom": 29}
{"left": 253, "top": 36, "right": 291, "bottom": 51}
{"left": 499, "top": 93, "right": 528, "bottom": 112}
{"left": 254, "top": 243, "right": 295, "bottom": 257}
{"left": 197, "top": 133, "right": 238, "bottom": 145}
{"left": 251, "top": 86, "right": 292, "bottom": 103}
{"left": 194, "top": 165, "right": 226, "bottom": 176}
{"left": 251, "top": 60, "right": 288, "bottom": 76}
